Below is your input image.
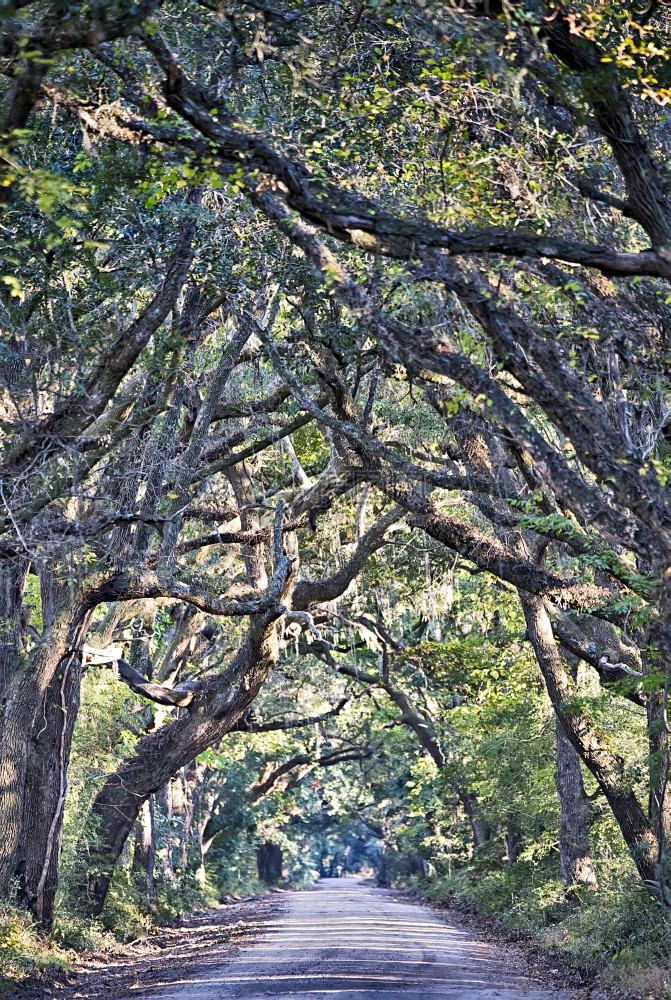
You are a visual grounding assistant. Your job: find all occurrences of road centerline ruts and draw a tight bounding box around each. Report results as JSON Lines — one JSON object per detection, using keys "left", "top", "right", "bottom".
{"left": 146, "top": 878, "right": 573, "bottom": 1000}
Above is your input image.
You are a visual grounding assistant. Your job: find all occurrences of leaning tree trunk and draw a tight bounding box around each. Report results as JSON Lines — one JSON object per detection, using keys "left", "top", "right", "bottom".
{"left": 77, "top": 506, "right": 386, "bottom": 914}
{"left": 383, "top": 681, "right": 488, "bottom": 850}
{"left": 521, "top": 594, "right": 666, "bottom": 901}
{"left": 80, "top": 611, "right": 284, "bottom": 915}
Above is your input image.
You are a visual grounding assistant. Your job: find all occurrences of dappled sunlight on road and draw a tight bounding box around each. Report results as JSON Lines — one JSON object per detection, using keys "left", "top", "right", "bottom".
{"left": 145, "top": 879, "right": 572, "bottom": 1000}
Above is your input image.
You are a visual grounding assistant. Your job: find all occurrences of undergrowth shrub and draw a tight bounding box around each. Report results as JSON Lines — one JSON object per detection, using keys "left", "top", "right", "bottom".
{"left": 411, "top": 858, "right": 671, "bottom": 997}
{"left": 154, "top": 872, "right": 216, "bottom": 925}
{"left": 542, "top": 875, "right": 671, "bottom": 981}
{"left": 101, "top": 868, "right": 216, "bottom": 940}
{"left": 101, "top": 869, "right": 155, "bottom": 941}
{"left": 412, "top": 861, "right": 566, "bottom": 933}
{"left": 0, "top": 906, "right": 68, "bottom": 987}
{"left": 52, "top": 913, "right": 112, "bottom": 954}
{"left": 207, "top": 841, "right": 263, "bottom": 899}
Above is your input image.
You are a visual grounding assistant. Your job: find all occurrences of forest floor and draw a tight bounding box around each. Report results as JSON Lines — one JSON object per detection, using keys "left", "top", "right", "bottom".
{"left": 18, "top": 878, "right": 587, "bottom": 1000}
{"left": 10, "top": 893, "right": 283, "bottom": 1000}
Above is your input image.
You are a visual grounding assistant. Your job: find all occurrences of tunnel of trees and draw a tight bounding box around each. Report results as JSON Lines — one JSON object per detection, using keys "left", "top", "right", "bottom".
{"left": 1, "top": 0, "right": 671, "bottom": 990}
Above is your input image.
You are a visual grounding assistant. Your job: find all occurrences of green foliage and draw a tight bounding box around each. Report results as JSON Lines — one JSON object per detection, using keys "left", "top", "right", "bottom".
{"left": 1, "top": 7, "right": 670, "bottom": 1000}
{"left": 543, "top": 873, "right": 671, "bottom": 972}
{"left": 0, "top": 906, "right": 68, "bottom": 985}
{"left": 100, "top": 869, "right": 214, "bottom": 941}
{"left": 419, "top": 866, "right": 567, "bottom": 933}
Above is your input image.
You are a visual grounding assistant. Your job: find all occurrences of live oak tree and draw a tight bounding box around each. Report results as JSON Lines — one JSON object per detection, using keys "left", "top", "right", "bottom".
{"left": 1, "top": 0, "right": 671, "bottom": 931}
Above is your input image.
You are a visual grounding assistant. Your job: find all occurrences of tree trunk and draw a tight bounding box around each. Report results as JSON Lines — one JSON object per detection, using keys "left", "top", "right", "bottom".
{"left": 179, "top": 760, "right": 207, "bottom": 875}
{"left": 132, "top": 797, "right": 156, "bottom": 903}
{"left": 647, "top": 685, "right": 671, "bottom": 845}
{"left": 0, "top": 556, "right": 31, "bottom": 895}
{"left": 156, "top": 781, "right": 175, "bottom": 879}
{"left": 80, "top": 611, "right": 284, "bottom": 915}
{"left": 15, "top": 650, "right": 83, "bottom": 926}
{"left": 383, "top": 664, "right": 489, "bottom": 851}
{"left": 521, "top": 594, "right": 666, "bottom": 901}
{"left": 257, "top": 842, "right": 282, "bottom": 884}
{"left": 0, "top": 564, "right": 91, "bottom": 905}
{"left": 76, "top": 504, "right": 381, "bottom": 915}
{"left": 458, "top": 784, "right": 488, "bottom": 848}
{"left": 195, "top": 787, "right": 217, "bottom": 885}
{"left": 504, "top": 825, "right": 521, "bottom": 866}
{"left": 555, "top": 718, "right": 598, "bottom": 891}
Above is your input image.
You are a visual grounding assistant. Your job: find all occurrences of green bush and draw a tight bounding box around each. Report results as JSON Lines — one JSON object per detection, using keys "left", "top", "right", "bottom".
{"left": 100, "top": 867, "right": 216, "bottom": 940}
{"left": 414, "top": 862, "right": 566, "bottom": 933}
{"left": 542, "top": 875, "right": 671, "bottom": 974}
{"left": 0, "top": 906, "right": 68, "bottom": 986}
{"left": 100, "top": 869, "right": 154, "bottom": 941}
{"left": 413, "top": 860, "right": 671, "bottom": 997}
{"left": 154, "top": 873, "right": 216, "bottom": 925}
{"left": 52, "top": 912, "right": 112, "bottom": 954}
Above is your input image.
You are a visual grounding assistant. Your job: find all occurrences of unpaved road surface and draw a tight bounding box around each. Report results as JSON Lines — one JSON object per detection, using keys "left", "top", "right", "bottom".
{"left": 141, "top": 879, "right": 572, "bottom": 1000}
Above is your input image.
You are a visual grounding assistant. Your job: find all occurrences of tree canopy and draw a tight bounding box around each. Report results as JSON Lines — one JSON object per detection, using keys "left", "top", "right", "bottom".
{"left": 1, "top": 1, "right": 671, "bottom": 993}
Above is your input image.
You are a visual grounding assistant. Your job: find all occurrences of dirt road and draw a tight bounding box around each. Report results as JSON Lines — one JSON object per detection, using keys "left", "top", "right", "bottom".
{"left": 141, "top": 879, "right": 572, "bottom": 1000}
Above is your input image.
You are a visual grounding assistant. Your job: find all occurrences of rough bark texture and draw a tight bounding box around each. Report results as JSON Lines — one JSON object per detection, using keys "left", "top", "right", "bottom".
{"left": 647, "top": 687, "right": 671, "bottom": 846}
{"left": 504, "top": 826, "right": 521, "bottom": 867}
{"left": 0, "top": 569, "right": 91, "bottom": 899}
{"left": 459, "top": 786, "right": 489, "bottom": 849}
{"left": 555, "top": 719, "right": 598, "bottom": 891}
{"left": 132, "top": 798, "right": 156, "bottom": 903}
{"left": 81, "top": 610, "right": 285, "bottom": 915}
{"left": 521, "top": 594, "right": 664, "bottom": 899}
{"left": 647, "top": 580, "right": 671, "bottom": 850}
{"left": 554, "top": 653, "right": 598, "bottom": 892}
{"left": 0, "top": 557, "right": 30, "bottom": 894}
{"left": 15, "top": 652, "right": 83, "bottom": 926}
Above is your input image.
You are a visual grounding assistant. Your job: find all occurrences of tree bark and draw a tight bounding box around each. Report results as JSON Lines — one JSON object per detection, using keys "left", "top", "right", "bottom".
{"left": 382, "top": 673, "right": 489, "bottom": 850}
{"left": 76, "top": 504, "right": 391, "bottom": 914}
{"left": 80, "top": 610, "right": 285, "bottom": 915}
{"left": 15, "top": 649, "right": 83, "bottom": 926}
{"left": 156, "top": 782, "right": 175, "bottom": 880}
{"left": 554, "top": 651, "right": 598, "bottom": 892}
{"left": 257, "top": 843, "right": 282, "bottom": 884}
{"left": 521, "top": 594, "right": 666, "bottom": 900}
{"left": 504, "top": 826, "right": 521, "bottom": 866}
{"left": 459, "top": 785, "right": 488, "bottom": 849}
{"left": 0, "top": 556, "right": 30, "bottom": 895}
{"left": 195, "top": 786, "right": 217, "bottom": 885}
{"left": 132, "top": 798, "right": 156, "bottom": 903}
{"left": 555, "top": 719, "right": 598, "bottom": 891}
{"left": 0, "top": 563, "right": 91, "bottom": 903}
{"left": 646, "top": 582, "right": 671, "bottom": 857}
{"left": 648, "top": 686, "right": 671, "bottom": 846}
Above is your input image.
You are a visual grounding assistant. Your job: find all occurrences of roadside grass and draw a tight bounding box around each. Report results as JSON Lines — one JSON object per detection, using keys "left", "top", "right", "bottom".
{"left": 406, "top": 861, "right": 671, "bottom": 999}
{"left": 0, "top": 864, "right": 280, "bottom": 991}
{"left": 0, "top": 905, "right": 69, "bottom": 990}
{"left": 0, "top": 871, "right": 224, "bottom": 989}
